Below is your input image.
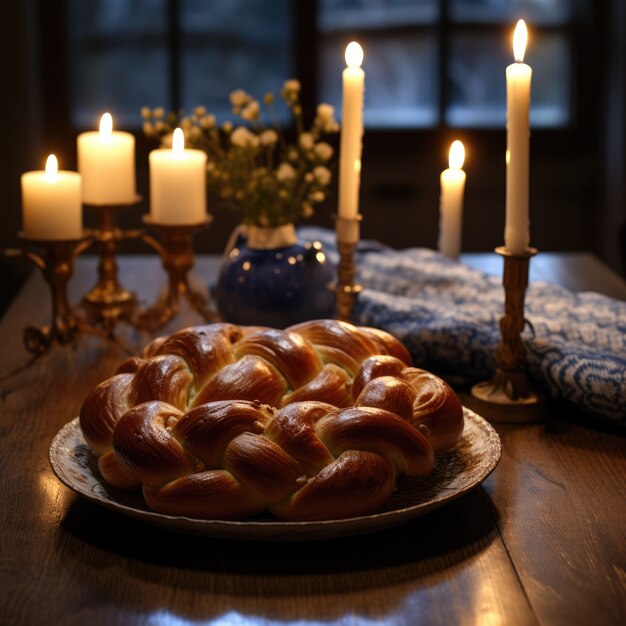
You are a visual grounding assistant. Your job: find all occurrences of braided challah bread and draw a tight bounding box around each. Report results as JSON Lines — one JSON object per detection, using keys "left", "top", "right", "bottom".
{"left": 79, "top": 319, "right": 464, "bottom": 520}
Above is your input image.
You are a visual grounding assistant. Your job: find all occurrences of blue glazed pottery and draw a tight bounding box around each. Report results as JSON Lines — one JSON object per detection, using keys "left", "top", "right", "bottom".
{"left": 215, "top": 228, "right": 337, "bottom": 328}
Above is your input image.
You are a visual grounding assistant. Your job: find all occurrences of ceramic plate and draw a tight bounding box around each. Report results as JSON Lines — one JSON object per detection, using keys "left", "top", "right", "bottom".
{"left": 49, "top": 408, "right": 500, "bottom": 541}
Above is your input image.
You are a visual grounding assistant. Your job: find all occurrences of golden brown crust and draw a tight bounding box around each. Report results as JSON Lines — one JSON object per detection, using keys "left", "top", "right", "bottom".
{"left": 402, "top": 367, "right": 465, "bottom": 451}
{"left": 79, "top": 373, "right": 134, "bottom": 454}
{"left": 80, "top": 319, "right": 465, "bottom": 521}
{"left": 269, "top": 451, "right": 397, "bottom": 522}
{"left": 354, "top": 375, "right": 417, "bottom": 421}
{"left": 108, "top": 399, "right": 434, "bottom": 520}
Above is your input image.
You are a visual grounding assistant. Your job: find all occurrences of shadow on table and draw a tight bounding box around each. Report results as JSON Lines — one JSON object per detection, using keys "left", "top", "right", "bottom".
{"left": 53, "top": 487, "right": 501, "bottom": 623}
{"left": 58, "top": 485, "right": 497, "bottom": 584}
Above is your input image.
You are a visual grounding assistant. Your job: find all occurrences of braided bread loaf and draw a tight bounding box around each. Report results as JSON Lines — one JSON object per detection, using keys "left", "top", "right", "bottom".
{"left": 79, "top": 319, "right": 464, "bottom": 520}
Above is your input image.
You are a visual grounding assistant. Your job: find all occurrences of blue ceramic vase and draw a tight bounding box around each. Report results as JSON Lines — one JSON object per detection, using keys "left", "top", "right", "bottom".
{"left": 215, "top": 225, "right": 336, "bottom": 328}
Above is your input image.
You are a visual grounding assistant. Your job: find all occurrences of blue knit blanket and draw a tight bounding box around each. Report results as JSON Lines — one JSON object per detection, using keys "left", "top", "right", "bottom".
{"left": 300, "top": 227, "right": 626, "bottom": 424}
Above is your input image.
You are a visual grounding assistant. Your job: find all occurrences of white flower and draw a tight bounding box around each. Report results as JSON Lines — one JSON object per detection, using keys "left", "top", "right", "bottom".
{"left": 160, "top": 132, "right": 173, "bottom": 148}
{"left": 142, "top": 121, "right": 154, "bottom": 136}
{"left": 206, "top": 161, "right": 216, "bottom": 172}
{"left": 316, "top": 103, "right": 334, "bottom": 121}
{"left": 231, "top": 126, "right": 259, "bottom": 148}
{"left": 299, "top": 132, "right": 314, "bottom": 150}
{"left": 276, "top": 163, "right": 296, "bottom": 181}
{"left": 181, "top": 117, "right": 193, "bottom": 131}
{"left": 309, "top": 190, "right": 325, "bottom": 203}
{"left": 301, "top": 202, "right": 314, "bottom": 218}
{"left": 141, "top": 107, "right": 152, "bottom": 120}
{"left": 260, "top": 129, "right": 278, "bottom": 145}
{"left": 314, "top": 103, "right": 339, "bottom": 132}
{"left": 283, "top": 79, "right": 301, "bottom": 93}
{"left": 288, "top": 148, "right": 299, "bottom": 162}
{"left": 230, "top": 89, "right": 249, "bottom": 108}
{"left": 194, "top": 105, "right": 207, "bottom": 117}
{"left": 313, "top": 166, "right": 331, "bottom": 186}
{"left": 155, "top": 121, "right": 166, "bottom": 133}
{"left": 314, "top": 142, "right": 333, "bottom": 161}
{"left": 222, "top": 121, "right": 233, "bottom": 133}
{"left": 241, "top": 100, "right": 260, "bottom": 121}
{"left": 200, "top": 114, "right": 216, "bottom": 129}
{"left": 153, "top": 107, "right": 165, "bottom": 119}
{"left": 189, "top": 126, "right": 201, "bottom": 141}
{"left": 304, "top": 172, "right": 314, "bottom": 183}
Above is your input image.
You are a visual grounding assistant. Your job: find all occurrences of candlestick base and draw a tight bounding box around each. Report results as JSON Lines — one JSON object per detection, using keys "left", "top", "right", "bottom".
{"left": 469, "top": 368, "right": 546, "bottom": 423}
{"left": 136, "top": 216, "right": 218, "bottom": 331}
{"left": 469, "top": 245, "right": 547, "bottom": 423}
{"left": 81, "top": 198, "right": 142, "bottom": 333}
{"left": 334, "top": 214, "right": 363, "bottom": 323}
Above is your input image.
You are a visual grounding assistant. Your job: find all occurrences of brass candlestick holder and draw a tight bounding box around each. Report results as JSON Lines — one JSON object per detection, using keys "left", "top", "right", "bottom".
{"left": 470, "top": 245, "right": 546, "bottom": 423}
{"left": 335, "top": 215, "right": 363, "bottom": 323}
{"left": 136, "top": 216, "right": 217, "bottom": 331}
{"left": 81, "top": 197, "right": 142, "bottom": 333}
{"left": 4, "top": 233, "right": 94, "bottom": 354}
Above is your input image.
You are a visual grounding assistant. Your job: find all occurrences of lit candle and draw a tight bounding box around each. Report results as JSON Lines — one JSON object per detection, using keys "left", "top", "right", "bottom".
{"left": 21, "top": 155, "right": 82, "bottom": 240}
{"left": 149, "top": 128, "right": 207, "bottom": 224}
{"left": 338, "top": 41, "right": 365, "bottom": 242}
{"left": 505, "top": 20, "right": 532, "bottom": 254}
{"left": 438, "top": 140, "right": 466, "bottom": 260}
{"left": 77, "top": 112, "right": 136, "bottom": 205}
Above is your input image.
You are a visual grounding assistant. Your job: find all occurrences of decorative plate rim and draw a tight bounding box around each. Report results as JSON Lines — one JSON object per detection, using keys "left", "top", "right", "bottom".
{"left": 49, "top": 407, "right": 501, "bottom": 541}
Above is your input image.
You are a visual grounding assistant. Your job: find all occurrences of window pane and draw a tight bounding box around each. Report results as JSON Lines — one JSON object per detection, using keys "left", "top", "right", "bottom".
{"left": 450, "top": 0, "right": 572, "bottom": 25}
{"left": 181, "top": 0, "right": 292, "bottom": 122}
{"left": 68, "top": 0, "right": 169, "bottom": 128}
{"left": 319, "top": 0, "right": 439, "bottom": 31}
{"left": 320, "top": 33, "right": 438, "bottom": 128}
{"left": 446, "top": 32, "right": 570, "bottom": 127}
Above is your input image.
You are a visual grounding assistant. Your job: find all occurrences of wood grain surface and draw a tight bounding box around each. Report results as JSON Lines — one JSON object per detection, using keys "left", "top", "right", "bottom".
{"left": 0, "top": 254, "right": 624, "bottom": 626}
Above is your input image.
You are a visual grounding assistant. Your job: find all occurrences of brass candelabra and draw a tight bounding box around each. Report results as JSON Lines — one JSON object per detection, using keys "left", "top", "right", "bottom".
{"left": 136, "top": 216, "right": 218, "bottom": 331}
{"left": 81, "top": 198, "right": 142, "bottom": 333}
{"left": 335, "top": 214, "right": 363, "bottom": 323}
{"left": 3, "top": 201, "right": 217, "bottom": 355}
{"left": 470, "top": 246, "right": 546, "bottom": 422}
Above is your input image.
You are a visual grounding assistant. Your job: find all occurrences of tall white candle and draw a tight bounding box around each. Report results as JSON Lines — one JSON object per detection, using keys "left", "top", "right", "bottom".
{"left": 438, "top": 140, "right": 466, "bottom": 260}
{"left": 77, "top": 112, "right": 136, "bottom": 205}
{"left": 149, "top": 128, "right": 207, "bottom": 225}
{"left": 505, "top": 20, "right": 532, "bottom": 254}
{"left": 338, "top": 41, "right": 365, "bottom": 241}
{"left": 21, "top": 155, "right": 82, "bottom": 240}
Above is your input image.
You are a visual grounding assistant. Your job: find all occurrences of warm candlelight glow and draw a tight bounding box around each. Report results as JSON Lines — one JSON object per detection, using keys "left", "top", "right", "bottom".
{"left": 22, "top": 153, "right": 82, "bottom": 239}
{"left": 345, "top": 41, "right": 364, "bottom": 69}
{"left": 99, "top": 112, "right": 113, "bottom": 139}
{"left": 44, "top": 154, "right": 58, "bottom": 183}
{"left": 172, "top": 128, "right": 185, "bottom": 155}
{"left": 449, "top": 140, "right": 465, "bottom": 170}
{"left": 149, "top": 126, "right": 207, "bottom": 224}
{"left": 513, "top": 20, "right": 528, "bottom": 63}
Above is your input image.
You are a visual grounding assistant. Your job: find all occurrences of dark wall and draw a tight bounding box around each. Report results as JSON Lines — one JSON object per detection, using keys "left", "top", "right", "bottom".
{"left": 0, "top": 0, "right": 41, "bottom": 313}
{"left": 1, "top": 0, "right": 625, "bottom": 319}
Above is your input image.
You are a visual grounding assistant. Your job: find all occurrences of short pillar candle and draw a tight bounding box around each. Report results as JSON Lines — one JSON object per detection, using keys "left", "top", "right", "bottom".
{"left": 77, "top": 112, "right": 136, "bottom": 205}
{"left": 21, "top": 155, "right": 82, "bottom": 240}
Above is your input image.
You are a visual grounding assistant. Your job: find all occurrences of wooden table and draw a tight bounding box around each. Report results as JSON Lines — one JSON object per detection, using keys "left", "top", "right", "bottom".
{"left": 1, "top": 253, "right": 625, "bottom": 626}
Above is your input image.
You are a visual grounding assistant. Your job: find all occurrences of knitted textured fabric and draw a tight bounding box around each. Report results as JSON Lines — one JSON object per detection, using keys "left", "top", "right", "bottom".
{"left": 300, "top": 227, "right": 626, "bottom": 424}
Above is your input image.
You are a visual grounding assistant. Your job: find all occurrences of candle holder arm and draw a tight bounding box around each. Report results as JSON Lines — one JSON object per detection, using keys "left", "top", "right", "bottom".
{"left": 135, "top": 218, "right": 218, "bottom": 331}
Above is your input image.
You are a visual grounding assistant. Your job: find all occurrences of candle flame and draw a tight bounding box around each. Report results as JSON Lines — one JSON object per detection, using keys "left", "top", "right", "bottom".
{"left": 513, "top": 20, "right": 528, "bottom": 63}
{"left": 449, "top": 140, "right": 465, "bottom": 170}
{"left": 44, "top": 154, "right": 58, "bottom": 183}
{"left": 99, "top": 112, "right": 113, "bottom": 139}
{"left": 345, "top": 41, "right": 364, "bottom": 69}
{"left": 172, "top": 128, "right": 185, "bottom": 155}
